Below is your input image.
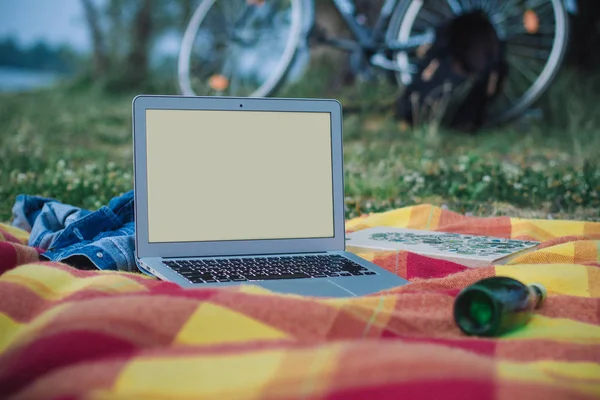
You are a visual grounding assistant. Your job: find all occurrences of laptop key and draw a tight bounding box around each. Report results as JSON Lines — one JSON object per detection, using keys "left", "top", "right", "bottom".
{"left": 339, "top": 273, "right": 352, "bottom": 277}
{"left": 364, "top": 271, "right": 376, "bottom": 275}
{"left": 185, "top": 276, "right": 209, "bottom": 283}
{"left": 249, "top": 273, "right": 309, "bottom": 281}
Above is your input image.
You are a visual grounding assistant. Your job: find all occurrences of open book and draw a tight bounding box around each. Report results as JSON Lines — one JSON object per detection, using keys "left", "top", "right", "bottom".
{"left": 346, "top": 227, "right": 539, "bottom": 268}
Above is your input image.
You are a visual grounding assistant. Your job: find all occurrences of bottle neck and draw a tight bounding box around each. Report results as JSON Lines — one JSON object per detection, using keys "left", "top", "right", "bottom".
{"left": 528, "top": 283, "right": 547, "bottom": 309}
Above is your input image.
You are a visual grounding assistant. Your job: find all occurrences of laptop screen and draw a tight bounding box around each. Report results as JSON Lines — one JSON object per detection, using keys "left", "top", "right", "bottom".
{"left": 144, "top": 109, "right": 335, "bottom": 243}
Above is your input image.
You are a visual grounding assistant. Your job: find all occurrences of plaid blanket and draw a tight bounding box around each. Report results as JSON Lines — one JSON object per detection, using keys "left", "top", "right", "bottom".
{"left": 0, "top": 204, "right": 599, "bottom": 400}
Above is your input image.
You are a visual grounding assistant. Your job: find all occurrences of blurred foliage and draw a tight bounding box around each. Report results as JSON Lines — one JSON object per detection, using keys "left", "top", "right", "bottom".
{"left": 1, "top": 65, "right": 599, "bottom": 223}
{"left": 1, "top": 0, "right": 600, "bottom": 223}
{"left": 0, "top": 37, "right": 81, "bottom": 73}
{"left": 77, "top": 0, "right": 193, "bottom": 91}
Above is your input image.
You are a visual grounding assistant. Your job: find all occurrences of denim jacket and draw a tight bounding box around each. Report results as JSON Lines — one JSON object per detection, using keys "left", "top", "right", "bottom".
{"left": 11, "top": 191, "right": 139, "bottom": 272}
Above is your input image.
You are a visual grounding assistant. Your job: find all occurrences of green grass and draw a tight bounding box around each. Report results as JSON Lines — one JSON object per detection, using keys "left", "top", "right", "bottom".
{"left": 1, "top": 67, "right": 600, "bottom": 224}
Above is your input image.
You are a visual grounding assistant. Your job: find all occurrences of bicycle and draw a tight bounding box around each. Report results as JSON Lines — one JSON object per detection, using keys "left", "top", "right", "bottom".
{"left": 177, "top": 0, "right": 577, "bottom": 125}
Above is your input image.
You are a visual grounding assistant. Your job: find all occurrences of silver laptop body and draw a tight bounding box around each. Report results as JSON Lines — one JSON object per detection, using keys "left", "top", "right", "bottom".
{"left": 132, "top": 95, "right": 407, "bottom": 297}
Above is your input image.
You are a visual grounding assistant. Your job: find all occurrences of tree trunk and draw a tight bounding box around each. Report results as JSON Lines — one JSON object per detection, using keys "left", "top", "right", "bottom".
{"left": 125, "top": 0, "right": 154, "bottom": 87}
{"left": 180, "top": 0, "right": 193, "bottom": 30}
{"left": 80, "top": 0, "right": 109, "bottom": 77}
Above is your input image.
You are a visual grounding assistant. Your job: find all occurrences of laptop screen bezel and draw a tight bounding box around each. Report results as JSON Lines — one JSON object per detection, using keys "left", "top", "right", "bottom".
{"left": 132, "top": 95, "right": 345, "bottom": 259}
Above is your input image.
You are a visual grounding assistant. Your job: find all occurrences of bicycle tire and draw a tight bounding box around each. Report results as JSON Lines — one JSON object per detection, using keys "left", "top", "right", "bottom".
{"left": 177, "top": 0, "right": 306, "bottom": 98}
{"left": 387, "top": 0, "right": 570, "bottom": 126}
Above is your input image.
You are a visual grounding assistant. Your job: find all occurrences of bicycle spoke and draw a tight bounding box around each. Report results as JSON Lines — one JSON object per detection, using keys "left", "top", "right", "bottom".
{"left": 500, "top": 14, "right": 557, "bottom": 37}
{"left": 503, "top": 83, "right": 520, "bottom": 103}
{"left": 478, "top": 0, "right": 498, "bottom": 15}
{"left": 431, "top": 0, "right": 456, "bottom": 17}
{"left": 446, "top": 0, "right": 463, "bottom": 15}
{"left": 390, "top": 0, "right": 567, "bottom": 124}
{"left": 216, "top": 0, "right": 245, "bottom": 28}
{"left": 525, "top": 0, "right": 554, "bottom": 10}
{"left": 500, "top": 1, "right": 555, "bottom": 21}
{"left": 507, "top": 44, "right": 551, "bottom": 60}
{"left": 507, "top": 55, "right": 541, "bottom": 87}
{"left": 509, "top": 32, "right": 555, "bottom": 46}
{"left": 486, "top": 0, "right": 504, "bottom": 15}
{"left": 495, "top": 0, "right": 553, "bottom": 23}
{"left": 416, "top": 8, "right": 443, "bottom": 25}
{"left": 191, "top": 55, "right": 225, "bottom": 80}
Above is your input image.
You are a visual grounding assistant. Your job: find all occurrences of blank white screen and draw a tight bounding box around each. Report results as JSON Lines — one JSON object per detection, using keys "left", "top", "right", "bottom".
{"left": 145, "top": 109, "right": 334, "bottom": 243}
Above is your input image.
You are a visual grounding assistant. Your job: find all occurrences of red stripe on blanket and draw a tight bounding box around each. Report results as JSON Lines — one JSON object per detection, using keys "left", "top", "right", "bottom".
{"left": 0, "top": 330, "right": 137, "bottom": 398}
{"left": 537, "top": 235, "right": 590, "bottom": 249}
{"left": 0, "top": 242, "right": 18, "bottom": 275}
{"left": 16, "top": 295, "right": 202, "bottom": 349}
{"left": 398, "top": 336, "right": 600, "bottom": 363}
{"left": 538, "top": 295, "right": 600, "bottom": 325}
{"left": 398, "top": 267, "right": 496, "bottom": 291}
{"left": 324, "top": 380, "right": 495, "bottom": 400}
{"left": 371, "top": 252, "right": 408, "bottom": 278}
{"left": 34, "top": 262, "right": 168, "bottom": 288}
{"left": 437, "top": 213, "right": 512, "bottom": 239}
{"left": 0, "top": 227, "right": 22, "bottom": 244}
{"left": 497, "top": 381, "right": 599, "bottom": 400}
{"left": 0, "top": 281, "right": 47, "bottom": 322}
{"left": 405, "top": 252, "right": 470, "bottom": 280}
{"left": 398, "top": 336, "right": 497, "bottom": 357}
{"left": 325, "top": 379, "right": 595, "bottom": 400}
{"left": 6, "top": 358, "right": 132, "bottom": 400}
{"left": 147, "top": 285, "right": 233, "bottom": 299}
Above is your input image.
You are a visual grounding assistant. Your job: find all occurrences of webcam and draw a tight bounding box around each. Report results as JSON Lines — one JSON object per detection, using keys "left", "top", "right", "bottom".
{"left": 239, "top": 104, "right": 243, "bottom": 108}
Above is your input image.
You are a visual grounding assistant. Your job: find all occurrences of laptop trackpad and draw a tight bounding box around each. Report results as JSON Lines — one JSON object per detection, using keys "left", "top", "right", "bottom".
{"left": 258, "top": 279, "right": 355, "bottom": 298}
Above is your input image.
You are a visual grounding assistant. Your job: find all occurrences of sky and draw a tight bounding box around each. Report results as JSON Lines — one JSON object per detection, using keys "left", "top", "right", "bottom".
{"left": 0, "top": 0, "right": 179, "bottom": 57}
{"left": 0, "top": 0, "right": 91, "bottom": 51}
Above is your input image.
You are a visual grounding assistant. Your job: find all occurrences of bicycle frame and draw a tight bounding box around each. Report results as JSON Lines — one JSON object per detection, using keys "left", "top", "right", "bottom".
{"left": 331, "top": 0, "right": 398, "bottom": 48}
{"left": 322, "top": 0, "right": 577, "bottom": 54}
{"left": 321, "top": 0, "right": 431, "bottom": 53}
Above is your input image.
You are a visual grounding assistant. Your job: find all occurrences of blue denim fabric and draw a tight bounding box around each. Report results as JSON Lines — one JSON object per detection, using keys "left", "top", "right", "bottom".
{"left": 11, "top": 191, "right": 139, "bottom": 272}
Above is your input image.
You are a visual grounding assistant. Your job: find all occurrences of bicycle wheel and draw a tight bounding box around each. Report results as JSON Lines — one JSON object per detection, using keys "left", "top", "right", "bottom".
{"left": 388, "top": 0, "right": 570, "bottom": 125}
{"left": 178, "top": 0, "right": 305, "bottom": 97}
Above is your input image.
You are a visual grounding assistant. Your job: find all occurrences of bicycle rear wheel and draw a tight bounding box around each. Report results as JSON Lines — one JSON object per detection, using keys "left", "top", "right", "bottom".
{"left": 178, "top": 0, "right": 305, "bottom": 97}
{"left": 388, "top": 0, "right": 570, "bottom": 125}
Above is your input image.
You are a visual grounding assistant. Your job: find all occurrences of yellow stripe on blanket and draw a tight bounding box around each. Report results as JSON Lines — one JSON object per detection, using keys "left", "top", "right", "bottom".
{"left": 501, "top": 315, "right": 600, "bottom": 344}
{"left": 1, "top": 264, "right": 149, "bottom": 299}
{"left": 495, "top": 264, "right": 593, "bottom": 297}
{"left": 507, "top": 241, "right": 599, "bottom": 266}
{"left": 498, "top": 360, "right": 600, "bottom": 397}
{"left": 0, "top": 303, "right": 72, "bottom": 353}
{"left": 0, "top": 313, "right": 20, "bottom": 352}
{"left": 0, "top": 222, "right": 30, "bottom": 244}
{"left": 175, "top": 302, "right": 290, "bottom": 345}
{"left": 112, "top": 351, "right": 289, "bottom": 399}
{"left": 345, "top": 207, "right": 413, "bottom": 231}
{"left": 511, "top": 219, "right": 586, "bottom": 241}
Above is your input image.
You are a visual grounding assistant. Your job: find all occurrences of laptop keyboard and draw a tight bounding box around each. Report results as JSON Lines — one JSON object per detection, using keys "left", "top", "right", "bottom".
{"left": 163, "top": 254, "right": 376, "bottom": 284}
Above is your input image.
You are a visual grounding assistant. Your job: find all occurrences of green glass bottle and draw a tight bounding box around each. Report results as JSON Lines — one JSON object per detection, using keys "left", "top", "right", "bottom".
{"left": 453, "top": 276, "right": 546, "bottom": 337}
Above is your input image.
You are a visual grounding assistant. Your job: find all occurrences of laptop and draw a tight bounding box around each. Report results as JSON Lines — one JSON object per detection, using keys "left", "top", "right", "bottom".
{"left": 132, "top": 95, "right": 408, "bottom": 297}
